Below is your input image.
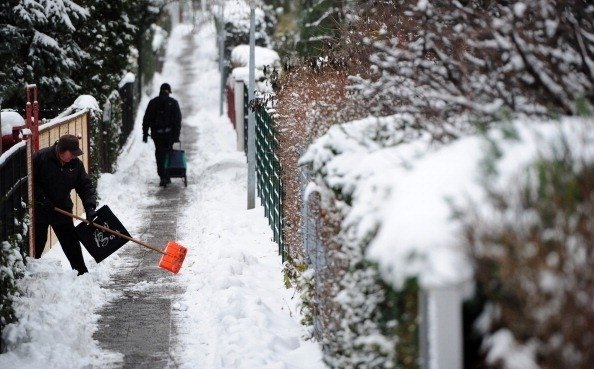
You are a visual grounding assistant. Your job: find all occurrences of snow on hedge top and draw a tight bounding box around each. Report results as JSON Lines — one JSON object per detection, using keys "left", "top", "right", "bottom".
{"left": 231, "top": 45, "right": 279, "bottom": 70}
{"left": 302, "top": 114, "right": 594, "bottom": 289}
{"left": 229, "top": 45, "right": 278, "bottom": 93}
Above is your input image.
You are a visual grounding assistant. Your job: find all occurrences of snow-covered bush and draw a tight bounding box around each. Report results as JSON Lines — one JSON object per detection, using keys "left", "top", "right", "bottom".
{"left": 0, "top": 211, "right": 27, "bottom": 352}
{"left": 302, "top": 112, "right": 594, "bottom": 368}
{"left": 456, "top": 121, "right": 594, "bottom": 369}
{"left": 300, "top": 115, "right": 429, "bottom": 368}
{"left": 99, "top": 91, "right": 124, "bottom": 174}
{"left": 348, "top": 1, "right": 594, "bottom": 134}
{"left": 273, "top": 2, "right": 594, "bottom": 367}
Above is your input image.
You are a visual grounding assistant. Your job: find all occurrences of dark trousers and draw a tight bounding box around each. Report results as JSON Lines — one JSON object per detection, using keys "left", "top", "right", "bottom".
{"left": 154, "top": 139, "right": 172, "bottom": 180}
{"left": 35, "top": 221, "right": 88, "bottom": 275}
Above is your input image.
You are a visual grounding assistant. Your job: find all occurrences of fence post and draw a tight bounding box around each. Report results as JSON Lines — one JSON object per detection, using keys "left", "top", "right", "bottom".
{"left": 235, "top": 80, "right": 245, "bottom": 151}
{"left": 24, "top": 84, "right": 39, "bottom": 256}
{"left": 420, "top": 284, "right": 465, "bottom": 369}
{"left": 25, "top": 84, "right": 39, "bottom": 151}
{"left": 247, "top": 6, "right": 256, "bottom": 209}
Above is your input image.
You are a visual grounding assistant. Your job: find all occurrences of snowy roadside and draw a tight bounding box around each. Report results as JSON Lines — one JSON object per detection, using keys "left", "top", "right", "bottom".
{"left": 0, "top": 21, "right": 324, "bottom": 369}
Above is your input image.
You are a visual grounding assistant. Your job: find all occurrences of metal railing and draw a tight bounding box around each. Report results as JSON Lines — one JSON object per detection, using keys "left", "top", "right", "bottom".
{"left": 243, "top": 85, "right": 249, "bottom": 156}
{"left": 0, "top": 142, "right": 29, "bottom": 254}
{"left": 254, "top": 106, "right": 284, "bottom": 260}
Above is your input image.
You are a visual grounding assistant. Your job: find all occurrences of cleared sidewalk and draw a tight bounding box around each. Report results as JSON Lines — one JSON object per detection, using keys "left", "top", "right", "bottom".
{"left": 93, "top": 29, "right": 200, "bottom": 368}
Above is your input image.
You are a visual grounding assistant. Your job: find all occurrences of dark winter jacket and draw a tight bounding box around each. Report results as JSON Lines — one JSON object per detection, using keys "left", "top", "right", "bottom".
{"left": 142, "top": 92, "right": 182, "bottom": 142}
{"left": 33, "top": 144, "right": 97, "bottom": 224}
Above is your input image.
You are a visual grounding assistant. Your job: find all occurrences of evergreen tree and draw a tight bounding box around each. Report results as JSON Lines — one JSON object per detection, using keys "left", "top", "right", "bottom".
{"left": 72, "top": 1, "right": 136, "bottom": 105}
{"left": 297, "top": 0, "right": 355, "bottom": 56}
{"left": 0, "top": 0, "right": 28, "bottom": 107}
{"left": 0, "top": 0, "right": 166, "bottom": 116}
{"left": 11, "top": 0, "right": 89, "bottom": 113}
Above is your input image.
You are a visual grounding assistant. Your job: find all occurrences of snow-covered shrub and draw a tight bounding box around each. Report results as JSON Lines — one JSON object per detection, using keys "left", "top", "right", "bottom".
{"left": 300, "top": 115, "right": 428, "bottom": 368}
{"left": 95, "top": 91, "right": 124, "bottom": 174}
{"left": 295, "top": 0, "right": 353, "bottom": 57}
{"left": 274, "top": 60, "right": 367, "bottom": 266}
{"left": 0, "top": 212, "right": 27, "bottom": 352}
{"left": 456, "top": 123, "right": 594, "bottom": 369}
{"left": 348, "top": 1, "right": 594, "bottom": 135}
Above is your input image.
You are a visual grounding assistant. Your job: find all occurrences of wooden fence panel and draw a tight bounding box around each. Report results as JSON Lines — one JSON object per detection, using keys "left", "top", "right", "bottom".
{"left": 36, "top": 110, "right": 89, "bottom": 254}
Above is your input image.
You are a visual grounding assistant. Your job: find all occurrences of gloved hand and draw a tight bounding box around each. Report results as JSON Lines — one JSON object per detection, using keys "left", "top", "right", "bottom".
{"left": 86, "top": 207, "right": 98, "bottom": 223}
{"left": 142, "top": 134, "right": 148, "bottom": 143}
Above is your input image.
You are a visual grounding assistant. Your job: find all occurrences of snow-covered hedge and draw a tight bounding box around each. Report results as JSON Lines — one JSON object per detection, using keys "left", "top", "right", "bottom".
{"left": 301, "top": 114, "right": 594, "bottom": 368}
{"left": 0, "top": 211, "right": 27, "bottom": 351}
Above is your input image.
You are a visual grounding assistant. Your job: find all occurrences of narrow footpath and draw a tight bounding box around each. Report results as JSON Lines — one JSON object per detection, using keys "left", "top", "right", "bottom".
{"left": 93, "top": 28, "right": 200, "bottom": 368}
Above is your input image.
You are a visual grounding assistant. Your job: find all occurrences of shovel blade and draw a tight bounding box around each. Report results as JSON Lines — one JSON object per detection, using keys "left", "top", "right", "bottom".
{"left": 159, "top": 241, "right": 187, "bottom": 274}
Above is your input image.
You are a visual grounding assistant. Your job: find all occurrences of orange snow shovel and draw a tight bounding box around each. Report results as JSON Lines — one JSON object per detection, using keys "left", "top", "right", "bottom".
{"left": 54, "top": 207, "right": 187, "bottom": 274}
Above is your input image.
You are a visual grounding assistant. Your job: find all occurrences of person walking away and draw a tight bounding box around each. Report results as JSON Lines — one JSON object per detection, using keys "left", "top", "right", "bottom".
{"left": 33, "top": 134, "right": 97, "bottom": 275}
{"left": 142, "top": 83, "right": 182, "bottom": 187}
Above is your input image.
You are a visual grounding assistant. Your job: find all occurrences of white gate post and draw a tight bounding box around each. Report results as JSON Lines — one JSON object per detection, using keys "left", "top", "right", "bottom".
{"left": 235, "top": 80, "right": 245, "bottom": 151}
{"left": 420, "top": 284, "right": 465, "bottom": 369}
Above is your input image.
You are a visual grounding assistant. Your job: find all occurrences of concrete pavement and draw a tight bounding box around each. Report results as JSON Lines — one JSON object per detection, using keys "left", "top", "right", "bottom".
{"left": 93, "top": 29, "right": 200, "bottom": 369}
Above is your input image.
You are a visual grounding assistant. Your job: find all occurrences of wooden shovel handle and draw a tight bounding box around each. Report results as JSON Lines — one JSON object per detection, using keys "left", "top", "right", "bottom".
{"left": 54, "top": 207, "right": 166, "bottom": 255}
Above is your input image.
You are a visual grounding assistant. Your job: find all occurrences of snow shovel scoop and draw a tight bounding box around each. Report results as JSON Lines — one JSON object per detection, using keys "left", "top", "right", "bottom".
{"left": 54, "top": 207, "right": 187, "bottom": 274}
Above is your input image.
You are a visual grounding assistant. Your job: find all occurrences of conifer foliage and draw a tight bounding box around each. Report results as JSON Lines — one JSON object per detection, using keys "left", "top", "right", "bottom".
{"left": 0, "top": 0, "right": 165, "bottom": 114}
{"left": 0, "top": 0, "right": 88, "bottom": 110}
{"left": 349, "top": 1, "right": 594, "bottom": 138}
{"left": 71, "top": 1, "right": 136, "bottom": 105}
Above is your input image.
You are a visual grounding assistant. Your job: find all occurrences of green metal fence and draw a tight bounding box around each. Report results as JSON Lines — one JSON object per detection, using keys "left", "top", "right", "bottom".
{"left": 254, "top": 106, "right": 285, "bottom": 260}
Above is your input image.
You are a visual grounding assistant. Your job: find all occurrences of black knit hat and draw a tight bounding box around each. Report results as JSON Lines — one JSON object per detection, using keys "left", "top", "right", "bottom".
{"left": 57, "top": 134, "right": 83, "bottom": 156}
{"left": 160, "top": 83, "right": 171, "bottom": 93}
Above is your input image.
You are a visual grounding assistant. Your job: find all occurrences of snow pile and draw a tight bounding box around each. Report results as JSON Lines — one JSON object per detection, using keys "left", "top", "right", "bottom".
{"left": 230, "top": 44, "right": 280, "bottom": 89}
{"left": 151, "top": 24, "right": 168, "bottom": 52}
{"left": 51, "top": 95, "right": 101, "bottom": 122}
{"left": 230, "top": 44, "right": 280, "bottom": 69}
{"left": 1, "top": 111, "right": 25, "bottom": 135}
{"left": 70, "top": 95, "right": 100, "bottom": 112}
{"left": 0, "top": 256, "right": 120, "bottom": 368}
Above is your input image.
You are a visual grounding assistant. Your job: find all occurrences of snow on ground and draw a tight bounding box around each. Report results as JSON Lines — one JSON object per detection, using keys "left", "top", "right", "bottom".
{"left": 0, "top": 20, "right": 324, "bottom": 369}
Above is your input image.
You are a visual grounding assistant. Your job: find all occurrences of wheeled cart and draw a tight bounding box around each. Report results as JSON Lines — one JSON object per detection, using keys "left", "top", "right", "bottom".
{"left": 165, "top": 142, "right": 187, "bottom": 187}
